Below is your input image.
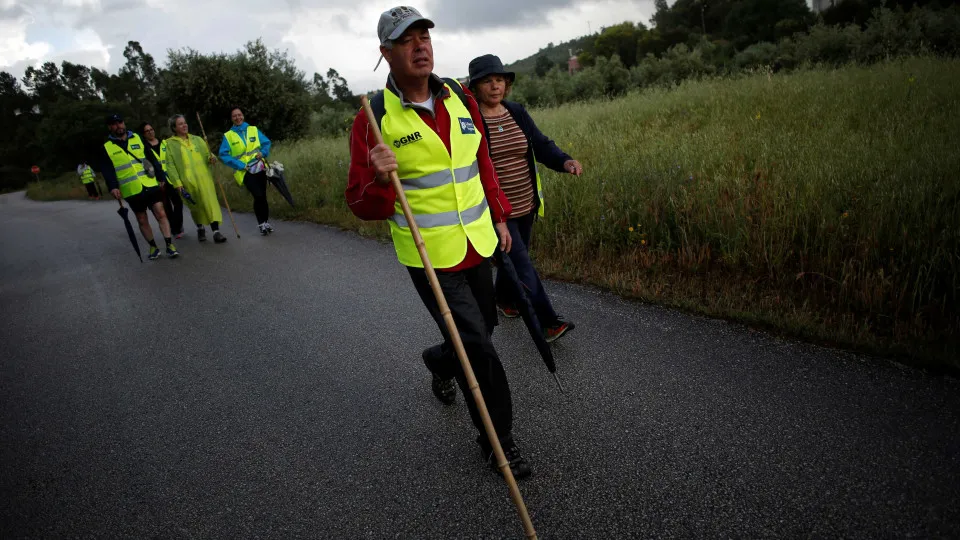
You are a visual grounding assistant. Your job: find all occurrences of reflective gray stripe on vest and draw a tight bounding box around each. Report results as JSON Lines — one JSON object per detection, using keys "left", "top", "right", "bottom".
{"left": 118, "top": 170, "right": 146, "bottom": 185}
{"left": 400, "top": 160, "right": 479, "bottom": 191}
{"left": 391, "top": 198, "right": 489, "bottom": 228}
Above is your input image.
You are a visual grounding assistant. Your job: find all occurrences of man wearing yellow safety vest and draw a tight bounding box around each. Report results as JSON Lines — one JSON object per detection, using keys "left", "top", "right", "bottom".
{"left": 345, "top": 6, "right": 531, "bottom": 479}
{"left": 99, "top": 113, "right": 180, "bottom": 260}
{"left": 76, "top": 161, "right": 99, "bottom": 200}
{"left": 218, "top": 107, "right": 274, "bottom": 235}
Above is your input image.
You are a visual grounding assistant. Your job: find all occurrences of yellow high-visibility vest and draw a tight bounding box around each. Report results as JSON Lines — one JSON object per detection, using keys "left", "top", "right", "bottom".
{"left": 104, "top": 133, "right": 158, "bottom": 198}
{"left": 79, "top": 166, "right": 95, "bottom": 184}
{"left": 149, "top": 140, "right": 168, "bottom": 174}
{"left": 224, "top": 126, "right": 261, "bottom": 186}
{"left": 381, "top": 81, "right": 498, "bottom": 269}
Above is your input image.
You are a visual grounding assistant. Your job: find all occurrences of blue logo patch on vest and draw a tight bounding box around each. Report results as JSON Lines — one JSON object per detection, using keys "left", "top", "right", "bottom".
{"left": 249, "top": 136, "right": 256, "bottom": 142}
{"left": 130, "top": 144, "right": 141, "bottom": 150}
{"left": 458, "top": 118, "right": 476, "bottom": 134}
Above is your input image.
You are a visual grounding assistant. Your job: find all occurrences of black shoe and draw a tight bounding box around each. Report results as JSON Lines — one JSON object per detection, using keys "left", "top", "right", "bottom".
{"left": 197, "top": 228, "right": 206, "bottom": 242}
{"left": 484, "top": 444, "right": 532, "bottom": 480}
{"left": 213, "top": 231, "right": 226, "bottom": 243}
{"left": 430, "top": 373, "right": 457, "bottom": 405}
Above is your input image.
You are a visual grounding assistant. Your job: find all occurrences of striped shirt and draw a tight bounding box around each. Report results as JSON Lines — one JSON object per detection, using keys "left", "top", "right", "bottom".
{"left": 484, "top": 111, "right": 534, "bottom": 217}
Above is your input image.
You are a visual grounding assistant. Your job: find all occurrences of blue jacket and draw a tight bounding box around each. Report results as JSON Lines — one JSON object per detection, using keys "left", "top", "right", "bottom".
{"left": 479, "top": 100, "right": 572, "bottom": 216}
{"left": 99, "top": 131, "right": 167, "bottom": 190}
{"left": 218, "top": 122, "right": 272, "bottom": 171}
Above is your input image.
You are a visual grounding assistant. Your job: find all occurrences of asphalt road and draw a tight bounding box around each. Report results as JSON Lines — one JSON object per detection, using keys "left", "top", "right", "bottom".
{"left": 2, "top": 192, "right": 958, "bottom": 539}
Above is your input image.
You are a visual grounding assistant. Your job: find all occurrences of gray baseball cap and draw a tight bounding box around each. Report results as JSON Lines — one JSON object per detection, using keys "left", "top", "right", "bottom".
{"left": 374, "top": 6, "right": 435, "bottom": 70}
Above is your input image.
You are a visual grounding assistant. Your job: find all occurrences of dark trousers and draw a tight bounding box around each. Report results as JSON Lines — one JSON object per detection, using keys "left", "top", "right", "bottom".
{"left": 408, "top": 262, "right": 514, "bottom": 450}
{"left": 84, "top": 182, "right": 98, "bottom": 197}
{"left": 495, "top": 212, "right": 559, "bottom": 326}
{"left": 161, "top": 185, "right": 184, "bottom": 234}
{"left": 244, "top": 171, "right": 270, "bottom": 224}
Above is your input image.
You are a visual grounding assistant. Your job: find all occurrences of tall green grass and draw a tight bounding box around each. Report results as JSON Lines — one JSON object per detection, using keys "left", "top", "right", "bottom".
{"left": 30, "top": 57, "right": 960, "bottom": 367}
{"left": 25, "top": 172, "right": 102, "bottom": 201}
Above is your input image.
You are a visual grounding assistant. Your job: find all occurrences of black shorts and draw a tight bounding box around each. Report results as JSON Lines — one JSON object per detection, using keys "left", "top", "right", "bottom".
{"left": 125, "top": 186, "right": 164, "bottom": 214}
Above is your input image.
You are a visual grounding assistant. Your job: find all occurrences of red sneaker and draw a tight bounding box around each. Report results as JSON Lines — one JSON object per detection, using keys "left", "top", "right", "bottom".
{"left": 544, "top": 320, "right": 576, "bottom": 343}
{"left": 497, "top": 304, "right": 520, "bottom": 318}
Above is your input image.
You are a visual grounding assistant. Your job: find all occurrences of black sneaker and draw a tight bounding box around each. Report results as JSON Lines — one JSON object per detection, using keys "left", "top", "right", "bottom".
{"left": 197, "top": 228, "right": 206, "bottom": 242}
{"left": 485, "top": 444, "right": 532, "bottom": 480}
{"left": 431, "top": 373, "right": 457, "bottom": 405}
{"left": 213, "top": 231, "right": 227, "bottom": 243}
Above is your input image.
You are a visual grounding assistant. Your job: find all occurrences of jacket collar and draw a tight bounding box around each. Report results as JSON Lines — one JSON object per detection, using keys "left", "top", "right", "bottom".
{"left": 231, "top": 122, "right": 250, "bottom": 133}
{"left": 385, "top": 73, "right": 449, "bottom": 107}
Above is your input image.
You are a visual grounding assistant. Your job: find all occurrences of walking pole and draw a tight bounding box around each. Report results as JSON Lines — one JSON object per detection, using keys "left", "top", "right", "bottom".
{"left": 195, "top": 112, "right": 241, "bottom": 239}
{"left": 360, "top": 96, "right": 537, "bottom": 540}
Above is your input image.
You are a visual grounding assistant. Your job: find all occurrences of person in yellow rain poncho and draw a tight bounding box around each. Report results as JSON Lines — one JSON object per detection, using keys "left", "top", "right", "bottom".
{"left": 165, "top": 114, "right": 227, "bottom": 244}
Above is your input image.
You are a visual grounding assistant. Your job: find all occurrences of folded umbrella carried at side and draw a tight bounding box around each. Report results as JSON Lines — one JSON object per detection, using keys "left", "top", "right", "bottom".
{"left": 494, "top": 249, "right": 563, "bottom": 392}
{"left": 116, "top": 199, "right": 142, "bottom": 263}
{"left": 264, "top": 160, "right": 295, "bottom": 207}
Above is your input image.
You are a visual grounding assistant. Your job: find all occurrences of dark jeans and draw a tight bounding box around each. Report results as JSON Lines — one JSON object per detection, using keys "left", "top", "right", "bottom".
{"left": 160, "top": 184, "right": 184, "bottom": 234}
{"left": 84, "top": 182, "right": 98, "bottom": 197}
{"left": 244, "top": 171, "right": 270, "bottom": 224}
{"left": 408, "top": 262, "right": 514, "bottom": 449}
{"left": 495, "top": 212, "right": 559, "bottom": 326}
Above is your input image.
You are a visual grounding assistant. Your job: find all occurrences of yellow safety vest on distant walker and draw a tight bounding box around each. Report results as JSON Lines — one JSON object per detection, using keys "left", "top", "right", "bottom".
{"left": 79, "top": 166, "right": 95, "bottom": 184}
{"left": 224, "top": 126, "right": 261, "bottom": 186}
{"left": 104, "top": 133, "right": 158, "bottom": 199}
{"left": 149, "top": 140, "right": 168, "bottom": 174}
{"left": 381, "top": 80, "right": 498, "bottom": 269}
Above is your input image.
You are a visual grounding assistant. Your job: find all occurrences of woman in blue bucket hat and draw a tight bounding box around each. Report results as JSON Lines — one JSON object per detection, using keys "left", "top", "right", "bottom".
{"left": 468, "top": 54, "right": 584, "bottom": 343}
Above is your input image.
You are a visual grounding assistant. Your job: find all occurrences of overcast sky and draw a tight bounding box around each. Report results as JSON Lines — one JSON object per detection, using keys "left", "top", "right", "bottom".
{"left": 1, "top": 0, "right": 656, "bottom": 94}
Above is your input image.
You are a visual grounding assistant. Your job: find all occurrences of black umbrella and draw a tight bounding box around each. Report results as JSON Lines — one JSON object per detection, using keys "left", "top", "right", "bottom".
{"left": 494, "top": 249, "right": 563, "bottom": 392}
{"left": 116, "top": 199, "right": 142, "bottom": 263}
{"left": 265, "top": 161, "right": 295, "bottom": 207}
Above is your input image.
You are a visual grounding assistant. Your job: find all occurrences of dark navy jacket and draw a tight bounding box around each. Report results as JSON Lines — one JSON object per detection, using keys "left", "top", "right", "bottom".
{"left": 479, "top": 100, "right": 572, "bottom": 217}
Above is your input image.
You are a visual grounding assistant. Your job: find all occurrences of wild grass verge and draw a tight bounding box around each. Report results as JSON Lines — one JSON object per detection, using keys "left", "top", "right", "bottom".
{"left": 30, "top": 57, "right": 960, "bottom": 369}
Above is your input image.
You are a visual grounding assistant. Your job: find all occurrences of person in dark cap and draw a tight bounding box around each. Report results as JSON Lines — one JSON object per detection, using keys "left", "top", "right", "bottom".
{"left": 468, "top": 54, "right": 583, "bottom": 342}
{"left": 345, "top": 6, "right": 532, "bottom": 479}
{"left": 100, "top": 113, "right": 179, "bottom": 260}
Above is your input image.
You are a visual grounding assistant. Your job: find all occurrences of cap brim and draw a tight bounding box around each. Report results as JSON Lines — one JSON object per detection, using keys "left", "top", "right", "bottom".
{"left": 387, "top": 17, "right": 435, "bottom": 41}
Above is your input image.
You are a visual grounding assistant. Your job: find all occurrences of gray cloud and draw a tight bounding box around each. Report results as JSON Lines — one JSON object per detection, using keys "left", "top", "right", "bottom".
{"left": 3, "top": 1, "right": 651, "bottom": 93}
{"left": 423, "top": 0, "right": 578, "bottom": 30}
{"left": 0, "top": 4, "right": 29, "bottom": 20}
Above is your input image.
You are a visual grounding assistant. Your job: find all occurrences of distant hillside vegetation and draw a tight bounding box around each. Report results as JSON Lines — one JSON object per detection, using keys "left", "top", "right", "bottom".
{"left": 504, "top": 34, "right": 596, "bottom": 74}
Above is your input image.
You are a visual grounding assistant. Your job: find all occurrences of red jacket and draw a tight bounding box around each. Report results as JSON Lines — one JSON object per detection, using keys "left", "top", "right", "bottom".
{"left": 346, "top": 75, "right": 511, "bottom": 271}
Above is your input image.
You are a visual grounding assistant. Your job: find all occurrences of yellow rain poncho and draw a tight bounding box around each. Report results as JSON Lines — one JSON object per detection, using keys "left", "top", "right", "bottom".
{"left": 165, "top": 134, "right": 223, "bottom": 227}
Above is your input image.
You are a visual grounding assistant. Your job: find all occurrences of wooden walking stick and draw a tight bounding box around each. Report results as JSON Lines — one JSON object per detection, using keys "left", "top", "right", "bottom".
{"left": 195, "top": 112, "right": 240, "bottom": 238}
{"left": 360, "top": 96, "right": 538, "bottom": 540}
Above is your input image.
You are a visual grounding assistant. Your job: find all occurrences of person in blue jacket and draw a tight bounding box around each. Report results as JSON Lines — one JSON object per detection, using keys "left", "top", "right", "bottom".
{"left": 218, "top": 107, "right": 275, "bottom": 235}
{"left": 468, "top": 54, "right": 584, "bottom": 343}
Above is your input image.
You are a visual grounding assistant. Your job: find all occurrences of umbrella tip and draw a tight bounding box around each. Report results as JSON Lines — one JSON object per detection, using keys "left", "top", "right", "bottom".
{"left": 552, "top": 372, "right": 565, "bottom": 393}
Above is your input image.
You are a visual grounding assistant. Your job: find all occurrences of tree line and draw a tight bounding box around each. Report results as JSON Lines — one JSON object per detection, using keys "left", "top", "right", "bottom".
{"left": 515, "top": 0, "right": 959, "bottom": 106}
{"left": 0, "top": 40, "right": 357, "bottom": 190}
